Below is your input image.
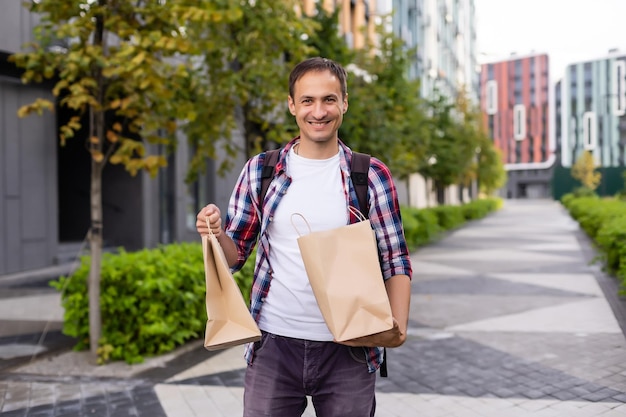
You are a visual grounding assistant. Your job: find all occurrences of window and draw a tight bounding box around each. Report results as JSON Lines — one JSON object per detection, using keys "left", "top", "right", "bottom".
{"left": 613, "top": 60, "right": 626, "bottom": 116}
{"left": 513, "top": 104, "right": 526, "bottom": 140}
{"left": 582, "top": 112, "right": 597, "bottom": 150}
{"left": 486, "top": 80, "right": 497, "bottom": 114}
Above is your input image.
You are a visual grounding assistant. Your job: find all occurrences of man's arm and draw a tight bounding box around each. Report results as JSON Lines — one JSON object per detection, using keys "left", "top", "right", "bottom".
{"left": 339, "top": 274, "right": 411, "bottom": 348}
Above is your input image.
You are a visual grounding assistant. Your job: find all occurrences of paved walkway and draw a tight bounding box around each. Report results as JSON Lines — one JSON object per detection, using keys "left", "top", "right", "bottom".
{"left": 1, "top": 199, "right": 626, "bottom": 416}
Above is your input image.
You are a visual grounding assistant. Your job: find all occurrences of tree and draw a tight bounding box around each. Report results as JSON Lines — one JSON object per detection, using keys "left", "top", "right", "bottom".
{"left": 10, "top": 0, "right": 313, "bottom": 358}
{"left": 181, "top": 1, "right": 317, "bottom": 170}
{"left": 303, "top": 4, "right": 355, "bottom": 68}
{"left": 343, "top": 19, "right": 430, "bottom": 179}
{"left": 454, "top": 91, "right": 506, "bottom": 196}
{"left": 571, "top": 150, "right": 602, "bottom": 192}
{"left": 342, "top": 20, "right": 431, "bottom": 178}
{"left": 300, "top": 6, "right": 429, "bottom": 179}
{"left": 476, "top": 136, "right": 507, "bottom": 195}
{"left": 417, "top": 89, "right": 505, "bottom": 202}
{"left": 418, "top": 92, "right": 470, "bottom": 202}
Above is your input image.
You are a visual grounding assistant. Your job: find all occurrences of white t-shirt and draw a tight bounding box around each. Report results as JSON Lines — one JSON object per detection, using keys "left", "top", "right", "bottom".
{"left": 258, "top": 147, "right": 347, "bottom": 341}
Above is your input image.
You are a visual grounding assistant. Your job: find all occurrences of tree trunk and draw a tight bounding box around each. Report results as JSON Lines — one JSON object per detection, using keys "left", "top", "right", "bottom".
{"left": 88, "top": 0, "right": 107, "bottom": 359}
{"left": 88, "top": 159, "right": 103, "bottom": 357}
{"left": 436, "top": 181, "right": 445, "bottom": 205}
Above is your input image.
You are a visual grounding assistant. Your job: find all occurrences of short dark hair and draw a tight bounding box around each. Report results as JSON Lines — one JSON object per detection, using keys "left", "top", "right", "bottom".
{"left": 288, "top": 57, "right": 348, "bottom": 99}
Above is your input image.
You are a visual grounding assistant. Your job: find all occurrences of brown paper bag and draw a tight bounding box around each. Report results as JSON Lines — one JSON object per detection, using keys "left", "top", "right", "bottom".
{"left": 293, "top": 208, "right": 394, "bottom": 342}
{"left": 202, "top": 224, "right": 261, "bottom": 351}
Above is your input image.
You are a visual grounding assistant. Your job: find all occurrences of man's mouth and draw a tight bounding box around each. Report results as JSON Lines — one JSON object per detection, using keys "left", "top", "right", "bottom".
{"left": 308, "top": 121, "right": 329, "bottom": 126}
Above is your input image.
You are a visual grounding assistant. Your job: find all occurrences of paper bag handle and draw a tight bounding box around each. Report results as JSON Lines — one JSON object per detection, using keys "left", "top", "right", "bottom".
{"left": 291, "top": 206, "right": 365, "bottom": 236}
{"left": 205, "top": 217, "right": 216, "bottom": 237}
{"left": 290, "top": 213, "right": 311, "bottom": 237}
{"left": 348, "top": 205, "right": 367, "bottom": 222}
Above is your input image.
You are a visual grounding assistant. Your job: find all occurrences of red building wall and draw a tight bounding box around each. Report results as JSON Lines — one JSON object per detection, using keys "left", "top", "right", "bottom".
{"left": 481, "top": 54, "right": 550, "bottom": 165}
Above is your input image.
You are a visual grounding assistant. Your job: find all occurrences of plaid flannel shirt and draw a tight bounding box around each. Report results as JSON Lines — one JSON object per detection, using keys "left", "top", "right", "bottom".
{"left": 224, "top": 137, "right": 412, "bottom": 373}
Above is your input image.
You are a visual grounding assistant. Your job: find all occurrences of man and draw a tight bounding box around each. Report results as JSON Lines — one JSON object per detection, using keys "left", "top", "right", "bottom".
{"left": 196, "top": 57, "right": 412, "bottom": 417}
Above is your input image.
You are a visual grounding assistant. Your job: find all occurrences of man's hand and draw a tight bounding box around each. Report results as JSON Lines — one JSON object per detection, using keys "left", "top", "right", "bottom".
{"left": 337, "top": 317, "right": 406, "bottom": 348}
{"left": 338, "top": 274, "right": 411, "bottom": 348}
{"left": 195, "top": 204, "right": 239, "bottom": 267}
{"left": 196, "top": 204, "right": 223, "bottom": 238}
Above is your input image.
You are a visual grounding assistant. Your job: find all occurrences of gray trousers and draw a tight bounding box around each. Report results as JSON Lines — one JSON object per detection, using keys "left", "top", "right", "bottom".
{"left": 243, "top": 331, "right": 376, "bottom": 417}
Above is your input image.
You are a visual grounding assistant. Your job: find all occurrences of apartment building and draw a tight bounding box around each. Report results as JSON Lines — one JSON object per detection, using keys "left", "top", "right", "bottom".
{"left": 553, "top": 50, "right": 626, "bottom": 198}
{"left": 480, "top": 53, "right": 554, "bottom": 198}
{"left": 388, "top": 0, "right": 478, "bottom": 102}
{"left": 301, "top": 0, "right": 378, "bottom": 49}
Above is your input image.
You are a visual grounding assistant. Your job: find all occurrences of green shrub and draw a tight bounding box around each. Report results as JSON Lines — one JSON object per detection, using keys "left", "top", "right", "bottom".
{"left": 51, "top": 242, "right": 255, "bottom": 364}
{"left": 430, "top": 205, "right": 465, "bottom": 230}
{"left": 596, "top": 216, "right": 626, "bottom": 279}
{"left": 462, "top": 198, "right": 499, "bottom": 220}
{"left": 401, "top": 206, "right": 441, "bottom": 250}
{"left": 562, "top": 195, "right": 626, "bottom": 294}
{"left": 572, "top": 186, "right": 598, "bottom": 198}
{"left": 569, "top": 198, "right": 624, "bottom": 239}
{"left": 400, "top": 198, "right": 501, "bottom": 250}
{"left": 561, "top": 192, "right": 576, "bottom": 208}
{"left": 234, "top": 249, "right": 256, "bottom": 303}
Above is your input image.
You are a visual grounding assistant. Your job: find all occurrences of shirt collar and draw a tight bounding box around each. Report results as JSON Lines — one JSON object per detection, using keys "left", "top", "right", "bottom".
{"left": 276, "top": 136, "right": 352, "bottom": 177}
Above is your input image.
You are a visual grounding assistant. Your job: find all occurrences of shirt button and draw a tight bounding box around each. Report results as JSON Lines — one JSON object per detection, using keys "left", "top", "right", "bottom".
{"left": 269, "top": 216, "right": 273, "bottom": 222}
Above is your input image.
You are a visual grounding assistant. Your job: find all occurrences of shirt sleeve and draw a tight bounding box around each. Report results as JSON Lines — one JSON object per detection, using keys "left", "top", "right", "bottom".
{"left": 224, "top": 155, "right": 263, "bottom": 272}
{"left": 367, "top": 157, "right": 413, "bottom": 280}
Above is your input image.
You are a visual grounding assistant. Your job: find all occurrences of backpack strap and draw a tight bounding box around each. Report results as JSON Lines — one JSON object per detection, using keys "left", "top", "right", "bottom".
{"left": 260, "top": 149, "right": 280, "bottom": 205}
{"left": 350, "top": 151, "right": 371, "bottom": 219}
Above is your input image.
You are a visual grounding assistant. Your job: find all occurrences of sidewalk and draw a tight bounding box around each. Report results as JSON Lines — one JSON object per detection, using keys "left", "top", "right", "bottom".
{"left": 1, "top": 199, "right": 626, "bottom": 416}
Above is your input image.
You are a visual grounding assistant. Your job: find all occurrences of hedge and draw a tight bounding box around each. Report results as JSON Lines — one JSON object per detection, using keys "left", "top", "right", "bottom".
{"left": 52, "top": 197, "right": 502, "bottom": 364}
{"left": 561, "top": 194, "right": 626, "bottom": 294}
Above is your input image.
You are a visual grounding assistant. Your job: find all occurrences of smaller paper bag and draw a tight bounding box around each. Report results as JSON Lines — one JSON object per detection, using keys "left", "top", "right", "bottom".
{"left": 203, "top": 226, "right": 261, "bottom": 351}
{"left": 294, "top": 208, "right": 394, "bottom": 342}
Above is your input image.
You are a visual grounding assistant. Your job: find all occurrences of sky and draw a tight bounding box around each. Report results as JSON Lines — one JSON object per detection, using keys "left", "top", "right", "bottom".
{"left": 474, "top": 0, "right": 626, "bottom": 81}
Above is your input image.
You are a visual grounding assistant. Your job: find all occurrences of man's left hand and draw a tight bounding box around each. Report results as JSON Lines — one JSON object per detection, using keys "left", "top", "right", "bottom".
{"left": 336, "top": 317, "right": 406, "bottom": 348}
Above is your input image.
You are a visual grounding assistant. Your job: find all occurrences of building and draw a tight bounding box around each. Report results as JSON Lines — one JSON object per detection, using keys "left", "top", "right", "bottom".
{"left": 301, "top": 0, "right": 378, "bottom": 49}
{"left": 0, "top": 1, "right": 377, "bottom": 276}
{"left": 552, "top": 50, "right": 626, "bottom": 198}
{"left": 0, "top": 3, "right": 244, "bottom": 275}
{"left": 1, "top": 4, "right": 62, "bottom": 275}
{"left": 389, "top": 0, "right": 479, "bottom": 103}
{"left": 480, "top": 53, "right": 554, "bottom": 199}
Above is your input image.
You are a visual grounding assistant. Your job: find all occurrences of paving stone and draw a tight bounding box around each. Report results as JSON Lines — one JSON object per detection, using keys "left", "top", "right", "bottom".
{"left": 1, "top": 200, "right": 625, "bottom": 416}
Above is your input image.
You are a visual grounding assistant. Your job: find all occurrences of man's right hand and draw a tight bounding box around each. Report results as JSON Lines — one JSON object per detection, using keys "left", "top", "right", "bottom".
{"left": 196, "top": 204, "right": 223, "bottom": 238}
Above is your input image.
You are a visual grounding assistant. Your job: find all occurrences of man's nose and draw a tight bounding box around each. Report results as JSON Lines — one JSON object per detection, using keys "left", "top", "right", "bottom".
{"left": 312, "top": 102, "right": 326, "bottom": 118}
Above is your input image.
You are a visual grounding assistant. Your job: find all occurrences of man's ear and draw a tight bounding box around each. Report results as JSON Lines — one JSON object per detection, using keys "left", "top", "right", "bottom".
{"left": 288, "top": 96, "right": 296, "bottom": 115}
{"left": 343, "top": 94, "right": 349, "bottom": 113}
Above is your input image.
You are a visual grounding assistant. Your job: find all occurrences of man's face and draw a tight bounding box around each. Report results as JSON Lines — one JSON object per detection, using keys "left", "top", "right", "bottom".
{"left": 288, "top": 70, "right": 348, "bottom": 145}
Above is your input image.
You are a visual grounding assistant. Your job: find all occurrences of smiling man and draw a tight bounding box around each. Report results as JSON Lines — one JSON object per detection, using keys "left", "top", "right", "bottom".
{"left": 196, "top": 57, "right": 412, "bottom": 417}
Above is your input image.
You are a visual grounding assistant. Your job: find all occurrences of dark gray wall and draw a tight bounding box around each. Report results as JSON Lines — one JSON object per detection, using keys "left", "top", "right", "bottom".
{"left": 506, "top": 168, "right": 554, "bottom": 199}
{"left": 172, "top": 129, "right": 248, "bottom": 246}
{"left": 0, "top": 1, "right": 40, "bottom": 55}
{"left": 0, "top": 80, "right": 57, "bottom": 274}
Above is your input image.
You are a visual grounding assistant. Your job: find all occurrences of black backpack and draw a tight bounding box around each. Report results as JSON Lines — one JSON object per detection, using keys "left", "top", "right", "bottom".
{"left": 258, "top": 148, "right": 389, "bottom": 377}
